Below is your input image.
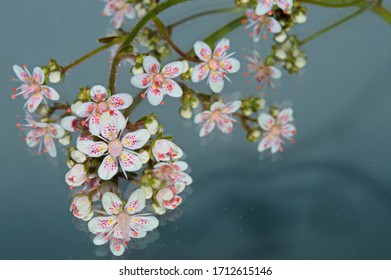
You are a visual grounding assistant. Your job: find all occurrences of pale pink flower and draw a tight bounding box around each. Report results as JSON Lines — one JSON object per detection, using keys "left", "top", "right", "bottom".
{"left": 194, "top": 100, "right": 241, "bottom": 137}
{"left": 11, "top": 65, "right": 60, "bottom": 113}
{"left": 191, "top": 38, "right": 240, "bottom": 93}
{"left": 24, "top": 114, "right": 65, "bottom": 157}
{"left": 102, "top": 0, "right": 136, "bottom": 29}
{"left": 88, "top": 190, "right": 158, "bottom": 256}
{"left": 246, "top": 50, "right": 281, "bottom": 89}
{"left": 244, "top": 9, "right": 282, "bottom": 42}
{"left": 153, "top": 161, "right": 193, "bottom": 186}
{"left": 65, "top": 164, "right": 87, "bottom": 187}
{"left": 153, "top": 182, "right": 186, "bottom": 214}
{"left": 130, "top": 56, "right": 184, "bottom": 106}
{"left": 152, "top": 139, "right": 183, "bottom": 162}
{"left": 74, "top": 85, "right": 133, "bottom": 136}
{"left": 257, "top": 108, "right": 296, "bottom": 153}
{"left": 256, "top": 0, "right": 293, "bottom": 16}
{"left": 77, "top": 111, "right": 150, "bottom": 180}
{"left": 70, "top": 195, "right": 93, "bottom": 221}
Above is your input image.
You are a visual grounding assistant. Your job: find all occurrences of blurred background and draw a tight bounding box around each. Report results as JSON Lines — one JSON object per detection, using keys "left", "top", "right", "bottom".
{"left": 0, "top": 0, "right": 390, "bottom": 259}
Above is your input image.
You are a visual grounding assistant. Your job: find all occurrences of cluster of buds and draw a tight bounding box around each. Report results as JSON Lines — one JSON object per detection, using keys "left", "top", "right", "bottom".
{"left": 271, "top": 35, "right": 307, "bottom": 73}
{"left": 133, "top": 0, "right": 158, "bottom": 18}
{"left": 136, "top": 27, "right": 171, "bottom": 60}
{"left": 273, "top": 3, "right": 308, "bottom": 43}
{"left": 41, "top": 58, "right": 63, "bottom": 84}
{"left": 234, "top": 0, "right": 252, "bottom": 8}
{"left": 133, "top": 114, "right": 162, "bottom": 136}
{"left": 179, "top": 87, "right": 200, "bottom": 119}
{"left": 240, "top": 96, "right": 266, "bottom": 117}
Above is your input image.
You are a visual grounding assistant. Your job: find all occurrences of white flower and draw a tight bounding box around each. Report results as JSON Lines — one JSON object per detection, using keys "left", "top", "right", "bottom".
{"left": 74, "top": 85, "right": 133, "bottom": 135}
{"left": 77, "top": 111, "right": 150, "bottom": 180}
{"left": 246, "top": 50, "right": 281, "bottom": 89}
{"left": 153, "top": 161, "right": 193, "bottom": 186}
{"left": 130, "top": 56, "right": 184, "bottom": 106}
{"left": 70, "top": 195, "right": 93, "bottom": 221}
{"left": 153, "top": 182, "right": 186, "bottom": 214}
{"left": 194, "top": 100, "right": 241, "bottom": 137}
{"left": 24, "top": 114, "right": 65, "bottom": 157}
{"left": 191, "top": 38, "right": 240, "bottom": 93}
{"left": 70, "top": 149, "right": 87, "bottom": 163}
{"left": 65, "top": 164, "right": 87, "bottom": 187}
{"left": 102, "top": 0, "right": 136, "bottom": 29}
{"left": 256, "top": 0, "right": 293, "bottom": 16}
{"left": 48, "top": 71, "right": 62, "bottom": 83}
{"left": 244, "top": 9, "right": 282, "bottom": 42}
{"left": 11, "top": 65, "right": 60, "bottom": 113}
{"left": 257, "top": 108, "right": 296, "bottom": 153}
{"left": 152, "top": 139, "right": 183, "bottom": 162}
{"left": 88, "top": 190, "right": 158, "bottom": 256}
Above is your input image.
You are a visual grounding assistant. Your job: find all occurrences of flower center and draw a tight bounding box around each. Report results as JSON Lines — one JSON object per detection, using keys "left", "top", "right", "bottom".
{"left": 117, "top": 211, "right": 131, "bottom": 242}
{"left": 30, "top": 81, "right": 41, "bottom": 94}
{"left": 208, "top": 59, "right": 220, "bottom": 71}
{"left": 96, "top": 101, "right": 109, "bottom": 115}
{"left": 114, "top": 0, "right": 126, "bottom": 10}
{"left": 271, "top": 125, "right": 281, "bottom": 136}
{"left": 153, "top": 73, "right": 165, "bottom": 86}
{"left": 108, "top": 139, "right": 123, "bottom": 158}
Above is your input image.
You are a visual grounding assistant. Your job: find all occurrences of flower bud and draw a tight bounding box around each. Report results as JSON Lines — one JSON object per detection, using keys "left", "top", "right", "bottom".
{"left": 138, "top": 149, "right": 150, "bottom": 164}
{"left": 59, "top": 134, "right": 71, "bottom": 146}
{"left": 131, "top": 65, "right": 144, "bottom": 75}
{"left": 294, "top": 11, "right": 307, "bottom": 24}
{"left": 247, "top": 128, "right": 262, "bottom": 142}
{"left": 145, "top": 117, "right": 159, "bottom": 135}
{"left": 71, "top": 101, "right": 83, "bottom": 114}
{"left": 65, "top": 164, "right": 87, "bottom": 187}
{"left": 180, "top": 106, "right": 192, "bottom": 119}
{"left": 36, "top": 104, "right": 50, "bottom": 117}
{"left": 141, "top": 185, "right": 153, "bottom": 199}
{"left": 181, "top": 60, "right": 189, "bottom": 73}
{"left": 67, "top": 159, "right": 75, "bottom": 169}
{"left": 254, "top": 98, "right": 266, "bottom": 110}
{"left": 70, "top": 195, "right": 93, "bottom": 221}
{"left": 274, "top": 31, "right": 287, "bottom": 43}
{"left": 151, "top": 203, "right": 166, "bottom": 215}
{"left": 295, "top": 56, "right": 307, "bottom": 69}
{"left": 49, "top": 71, "right": 62, "bottom": 83}
{"left": 70, "top": 149, "right": 87, "bottom": 163}
{"left": 190, "top": 96, "right": 200, "bottom": 109}
{"left": 151, "top": 177, "right": 161, "bottom": 189}
{"left": 275, "top": 49, "right": 287, "bottom": 60}
{"left": 242, "top": 107, "right": 252, "bottom": 117}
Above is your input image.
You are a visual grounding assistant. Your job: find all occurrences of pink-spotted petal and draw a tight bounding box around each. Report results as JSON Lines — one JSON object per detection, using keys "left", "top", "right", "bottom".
{"left": 277, "top": 108, "right": 293, "bottom": 125}
{"left": 61, "top": 116, "right": 78, "bottom": 132}
{"left": 191, "top": 62, "right": 210, "bottom": 83}
{"left": 271, "top": 137, "right": 282, "bottom": 154}
{"left": 124, "top": 4, "right": 135, "bottom": 19}
{"left": 125, "top": 189, "right": 146, "bottom": 214}
{"left": 210, "top": 101, "right": 225, "bottom": 111}
{"left": 99, "top": 112, "right": 120, "bottom": 141}
{"left": 32, "top": 67, "right": 44, "bottom": 84}
{"left": 281, "top": 123, "right": 296, "bottom": 138}
{"left": 257, "top": 134, "right": 273, "bottom": 152}
{"left": 102, "top": 192, "right": 123, "bottom": 215}
{"left": 208, "top": 71, "right": 224, "bottom": 93}
{"left": 103, "top": 2, "right": 115, "bottom": 16}
{"left": 130, "top": 73, "right": 153, "bottom": 89}
{"left": 122, "top": 129, "right": 150, "bottom": 150}
{"left": 162, "top": 79, "right": 182, "bottom": 97}
{"left": 267, "top": 17, "right": 282, "bottom": 33}
{"left": 44, "top": 135, "right": 56, "bottom": 157}
{"left": 255, "top": 0, "right": 273, "bottom": 15}
{"left": 93, "top": 233, "right": 109, "bottom": 246}
{"left": 90, "top": 85, "right": 108, "bottom": 102}
{"left": 88, "top": 216, "right": 116, "bottom": 234}
{"left": 269, "top": 66, "right": 282, "bottom": 79}
{"left": 26, "top": 130, "right": 42, "bottom": 147}
{"left": 74, "top": 102, "right": 96, "bottom": 118}
{"left": 110, "top": 238, "right": 127, "bottom": 256}
{"left": 219, "top": 58, "right": 241, "bottom": 73}
{"left": 222, "top": 100, "right": 242, "bottom": 114}
{"left": 252, "top": 23, "right": 262, "bottom": 43}
{"left": 258, "top": 113, "right": 275, "bottom": 130}
{"left": 13, "top": 65, "right": 31, "bottom": 82}
{"left": 107, "top": 93, "right": 133, "bottom": 110}
{"left": 194, "top": 111, "right": 211, "bottom": 124}
{"left": 88, "top": 113, "right": 101, "bottom": 136}
{"left": 131, "top": 215, "right": 159, "bottom": 231}
{"left": 213, "top": 38, "right": 230, "bottom": 59}
{"left": 25, "top": 93, "right": 43, "bottom": 113}
{"left": 47, "top": 123, "right": 65, "bottom": 139}
{"left": 98, "top": 155, "right": 118, "bottom": 180}
{"left": 216, "top": 115, "right": 235, "bottom": 134}
{"left": 119, "top": 151, "right": 142, "bottom": 172}
{"left": 199, "top": 119, "right": 216, "bottom": 137}
{"left": 41, "top": 86, "right": 60, "bottom": 101}
{"left": 194, "top": 41, "right": 212, "bottom": 62}
{"left": 162, "top": 61, "right": 184, "bottom": 78}
{"left": 276, "top": 0, "right": 293, "bottom": 11}
{"left": 143, "top": 56, "right": 160, "bottom": 74}
{"left": 77, "top": 140, "right": 108, "bottom": 157}
{"left": 146, "top": 85, "right": 164, "bottom": 106}
{"left": 112, "top": 10, "right": 125, "bottom": 29}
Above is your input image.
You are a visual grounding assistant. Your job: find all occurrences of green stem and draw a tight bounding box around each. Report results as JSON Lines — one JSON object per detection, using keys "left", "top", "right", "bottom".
{"left": 300, "top": 8, "right": 366, "bottom": 45}
{"left": 168, "top": 7, "right": 244, "bottom": 28}
{"left": 108, "top": 0, "right": 190, "bottom": 93}
{"left": 187, "top": 15, "right": 246, "bottom": 57}
{"left": 299, "top": 0, "right": 364, "bottom": 8}
{"left": 152, "top": 16, "right": 200, "bottom": 62}
{"left": 63, "top": 39, "right": 122, "bottom": 72}
{"left": 372, "top": 4, "right": 391, "bottom": 24}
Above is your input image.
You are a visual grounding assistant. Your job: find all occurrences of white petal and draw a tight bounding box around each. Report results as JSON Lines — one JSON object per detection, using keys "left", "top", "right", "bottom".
{"left": 219, "top": 58, "right": 241, "bottom": 73}
{"left": 47, "top": 123, "right": 65, "bottom": 139}
{"left": 130, "top": 74, "right": 153, "bottom": 89}
{"left": 112, "top": 10, "right": 125, "bottom": 29}
{"left": 124, "top": 4, "right": 135, "bottom": 19}
{"left": 107, "top": 93, "right": 133, "bottom": 110}
{"left": 146, "top": 85, "right": 164, "bottom": 106}
{"left": 194, "top": 111, "right": 211, "bottom": 124}
{"left": 88, "top": 113, "right": 101, "bottom": 136}
{"left": 25, "top": 94, "right": 43, "bottom": 113}
{"left": 276, "top": 0, "right": 293, "bottom": 11}
{"left": 99, "top": 112, "right": 120, "bottom": 141}
{"left": 257, "top": 113, "right": 275, "bottom": 130}
{"left": 208, "top": 71, "right": 224, "bottom": 93}
{"left": 32, "top": 67, "right": 45, "bottom": 84}
{"left": 77, "top": 140, "right": 108, "bottom": 157}
{"left": 131, "top": 215, "right": 158, "bottom": 231}
{"left": 161, "top": 61, "right": 183, "bottom": 78}
{"left": 119, "top": 151, "right": 143, "bottom": 172}
{"left": 90, "top": 85, "right": 108, "bottom": 102}
{"left": 162, "top": 79, "right": 182, "bottom": 97}
{"left": 98, "top": 155, "right": 119, "bottom": 180}
{"left": 125, "top": 189, "right": 146, "bottom": 214}
{"left": 199, "top": 120, "right": 216, "bottom": 137}
{"left": 255, "top": 0, "right": 273, "bottom": 15}
{"left": 191, "top": 62, "right": 210, "bottom": 83}
{"left": 216, "top": 115, "right": 234, "bottom": 134}
{"left": 102, "top": 192, "right": 123, "bottom": 215}
{"left": 194, "top": 41, "right": 212, "bottom": 62}
{"left": 277, "top": 108, "right": 293, "bottom": 125}
{"left": 88, "top": 216, "right": 116, "bottom": 234}
{"left": 213, "top": 38, "right": 230, "bottom": 59}
{"left": 43, "top": 135, "right": 56, "bottom": 157}
{"left": 122, "top": 129, "right": 150, "bottom": 150}
{"left": 267, "top": 17, "right": 282, "bottom": 33}
{"left": 222, "top": 100, "right": 242, "bottom": 114}
{"left": 143, "top": 56, "right": 160, "bottom": 74}
{"left": 61, "top": 116, "right": 78, "bottom": 132}
{"left": 13, "top": 64, "right": 31, "bottom": 82}
{"left": 74, "top": 102, "right": 96, "bottom": 118}
{"left": 269, "top": 66, "right": 282, "bottom": 79}
{"left": 281, "top": 123, "right": 296, "bottom": 138}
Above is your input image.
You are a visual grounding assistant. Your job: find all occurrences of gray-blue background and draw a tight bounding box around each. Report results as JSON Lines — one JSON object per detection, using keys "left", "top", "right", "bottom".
{"left": 0, "top": 0, "right": 390, "bottom": 259}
